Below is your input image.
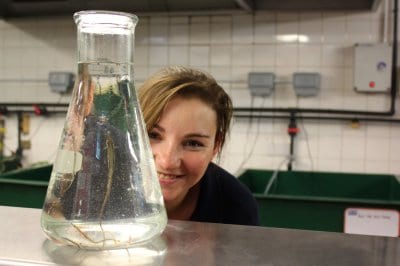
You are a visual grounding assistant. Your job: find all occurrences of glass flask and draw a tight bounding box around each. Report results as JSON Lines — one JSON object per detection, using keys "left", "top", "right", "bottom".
{"left": 41, "top": 10, "right": 167, "bottom": 250}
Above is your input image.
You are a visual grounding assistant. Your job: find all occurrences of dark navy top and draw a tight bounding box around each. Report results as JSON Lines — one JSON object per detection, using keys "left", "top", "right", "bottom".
{"left": 190, "top": 163, "right": 260, "bottom": 226}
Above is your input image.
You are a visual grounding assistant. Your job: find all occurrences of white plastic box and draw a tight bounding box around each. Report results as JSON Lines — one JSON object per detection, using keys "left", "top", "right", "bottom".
{"left": 353, "top": 43, "right": 392, "bottom": 93}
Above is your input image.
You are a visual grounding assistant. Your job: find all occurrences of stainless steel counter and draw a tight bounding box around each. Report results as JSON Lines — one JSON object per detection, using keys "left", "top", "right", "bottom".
{"left": 0, "top": 205, "right": 399, "bottom": 266}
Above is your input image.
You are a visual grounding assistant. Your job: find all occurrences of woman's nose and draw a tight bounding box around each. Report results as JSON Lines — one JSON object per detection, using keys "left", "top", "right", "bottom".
{"left": 154, "top": 142, "right": 181, "bottom": 170}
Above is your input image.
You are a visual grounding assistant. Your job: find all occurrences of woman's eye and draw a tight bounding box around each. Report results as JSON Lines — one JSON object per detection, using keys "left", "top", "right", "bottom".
{"left": 184, "top": 140, "right": 204, "bottom": 148}
{"left": 148, "top": 131, "right": 160, "bottom": 140}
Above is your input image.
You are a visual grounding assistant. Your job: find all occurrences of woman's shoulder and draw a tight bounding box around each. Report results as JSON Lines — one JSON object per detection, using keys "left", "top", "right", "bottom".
{"left": 206, "top": 163, "right": 251, "bottom": 196}
{"left": 204, "top": 163, "right": 260, "bottom": 225}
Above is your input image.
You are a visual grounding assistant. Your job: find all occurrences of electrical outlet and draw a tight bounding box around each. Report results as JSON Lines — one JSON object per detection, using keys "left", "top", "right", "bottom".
{"left": 293, "top": 72, "right": 320, "bottom": 97}
{"left": 248, "top": 72, "right": 275, "bottom": 96}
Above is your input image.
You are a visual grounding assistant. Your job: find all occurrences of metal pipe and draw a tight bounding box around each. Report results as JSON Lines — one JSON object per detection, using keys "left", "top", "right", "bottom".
{"left": 0, "top": 119, "right": 4, "bottom": 158}
{"left": 287, "top": 112, "right": 297, "bottom": 171}
{"left": 16, "top": 112, "right": 23, "bottom": 158}
{"left": 383, "top": 0, "right": 389, "bottom": 43}
{"left": 233, "top": 106, "right": 395, "bottom": 116}
{"left": 234, "top": 114, "right": 400, "bottom": 123}
{"left": 389, "top": 0, "right": 398, "bottom": 115}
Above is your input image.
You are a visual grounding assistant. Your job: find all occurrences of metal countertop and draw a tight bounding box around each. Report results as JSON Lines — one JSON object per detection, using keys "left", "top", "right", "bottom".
{"left": 0, "top": 206, "right": 399, "bottom": 266}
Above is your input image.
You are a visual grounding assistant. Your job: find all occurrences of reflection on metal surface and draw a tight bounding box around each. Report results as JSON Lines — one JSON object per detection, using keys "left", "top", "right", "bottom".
{"left": 1, "top": 207, "right": 400, "bottom": 266}
{"left": 0, "top": 259, "right": 54, "bottom": 266}
{"left": 43, "top": 236, "right": 167, "bottom": 266}
{"left": 162, "top": 222, "right": 216, "bottom": 266}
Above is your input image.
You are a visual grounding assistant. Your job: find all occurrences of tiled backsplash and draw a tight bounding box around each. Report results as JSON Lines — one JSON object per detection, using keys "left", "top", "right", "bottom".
{"left": 0, "top": 4, "right": 399, "bottom": 175}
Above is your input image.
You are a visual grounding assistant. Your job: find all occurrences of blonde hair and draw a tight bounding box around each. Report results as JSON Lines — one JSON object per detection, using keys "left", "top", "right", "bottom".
{"left": 138, "top": 66, "right": 233, "bottom": 150}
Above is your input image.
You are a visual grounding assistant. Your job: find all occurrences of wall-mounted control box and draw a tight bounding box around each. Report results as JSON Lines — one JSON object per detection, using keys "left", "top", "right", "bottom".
{"left": 293, "top": 72, "right": 320, "bottom": 97}
{"left": 48, "top": 72, "right": 75, "bottom": 93}
{"left": 248, "top": 72, "right": 275, "bottom": 97}
{"left": 354, "top": 43, "right": 391, "bottom": 93}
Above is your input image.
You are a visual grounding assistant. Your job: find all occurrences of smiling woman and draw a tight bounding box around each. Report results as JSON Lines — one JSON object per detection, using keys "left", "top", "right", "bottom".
{"left": 138, "top": 66, "right": 260, "bottom": 226}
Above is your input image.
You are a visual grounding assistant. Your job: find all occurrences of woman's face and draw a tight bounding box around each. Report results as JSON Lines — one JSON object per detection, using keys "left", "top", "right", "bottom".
{"left": 149, "top": 96, "right": 219, "bottom": 208}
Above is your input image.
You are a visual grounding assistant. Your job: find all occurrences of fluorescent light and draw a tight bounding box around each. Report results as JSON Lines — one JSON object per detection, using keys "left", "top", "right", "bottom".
{"left": 276, "top": 34, "right": 309, "bottom": 43}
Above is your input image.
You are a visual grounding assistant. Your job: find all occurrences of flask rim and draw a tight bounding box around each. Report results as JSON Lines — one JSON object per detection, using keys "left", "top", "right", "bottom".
{"left": 73, "top": 10, "right": 138, "bottom": 29}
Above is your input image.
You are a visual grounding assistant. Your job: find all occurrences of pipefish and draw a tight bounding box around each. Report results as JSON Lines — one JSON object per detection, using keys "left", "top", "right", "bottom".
{"left": 99, "top": 131, "right": 115, "bottom": 245}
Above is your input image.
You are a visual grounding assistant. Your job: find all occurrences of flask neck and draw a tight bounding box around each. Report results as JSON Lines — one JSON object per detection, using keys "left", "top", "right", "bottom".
{"left": 74, "top": 11, "right": 138, "bottom": 64}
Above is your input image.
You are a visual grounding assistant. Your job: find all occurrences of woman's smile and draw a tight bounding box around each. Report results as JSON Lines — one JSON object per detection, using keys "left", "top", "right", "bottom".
{"left": 158, "top": 172, "right": 182, "bottom": 179}
{"left": 157, "top": 172, "right": 185, "bottom": 185}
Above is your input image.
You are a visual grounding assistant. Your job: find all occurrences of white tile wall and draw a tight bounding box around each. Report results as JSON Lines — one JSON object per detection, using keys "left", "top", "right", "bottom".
{"left": 366, "top": 137, "right": 390, "bottom": 160}
{"left": 254, "top": 14, "right": 276, "bottom": 43}
{"left": 209, "top": 66, "right": 231, "bottom": 82}
{"left": 319, "top": 137, "right": 342, "bottom": 159}
{"left": 169, "top": 24, "right": 190, "bottom": 45}
{"left": 322, "top": 13, "right": 347, "bottom": 44}
{"left": 365, "top": 160, "right": 390, "bottom": 173}
{"left": 389, "top": 138, "right": 400, "bottom": 160}
{"left": 149, "top": 46, "right": 168, "bottom": 66}
{"left": 0, "top": 5, "right": 399, "bottom": 177}
{"left": 232, "top": 15, "right": 253, "bottom": 44}
{"left": 322, "top": 45, "right": 345, "bottom": 67}
{"left": 190, "top": 19, "right": 210, "bottom": 44}
{"left": 341, "top": 159, "right": 365, "bottom": 172}
{"left": 232, "top": 44, "right": 253, "bottom": 66}
{"left": 149, "top": 21, "right": 169, "bottom": 45}
{"left": 299, "top": 44, "right": 321, "bottom": 67}
{"left": 135, "top": 45, "right": 149, "bottom": 66}
{"left": 210, "top": 19, "right": 232, "bottom": 44}
{"left": 341, "top": 137, "right": 365, "bottom": 159}
{"left": 210, "top": 45, "right": 232, "bottom": 66}
{"left": 168, "top": 45, "right": 189, "bottom": 66}
{"left": 299, "top": 13, "right": 323, "bottom": 44}
{"left": 189, "top": 45, "right": 210, "bottom": 67}
{"left": 316, "top": 159, "right": 341, "bottom": 172}
{"left": 348, "top": 21, "right": 373, "bottom": 44}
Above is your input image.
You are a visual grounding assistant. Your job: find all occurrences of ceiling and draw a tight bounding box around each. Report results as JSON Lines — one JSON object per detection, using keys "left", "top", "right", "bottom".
{"left": 0, "top": 0, "right": 383, "bottom": 18}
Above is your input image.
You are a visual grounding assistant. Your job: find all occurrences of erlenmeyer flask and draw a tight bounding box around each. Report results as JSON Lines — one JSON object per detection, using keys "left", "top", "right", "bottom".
{"left": 41, "top": 10, "right": 167, "bottom": 250}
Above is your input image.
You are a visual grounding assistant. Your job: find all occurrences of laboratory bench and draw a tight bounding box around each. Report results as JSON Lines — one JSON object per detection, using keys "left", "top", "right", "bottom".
{"left": 0, "top": 205, "right": 399, "bottom": 266}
